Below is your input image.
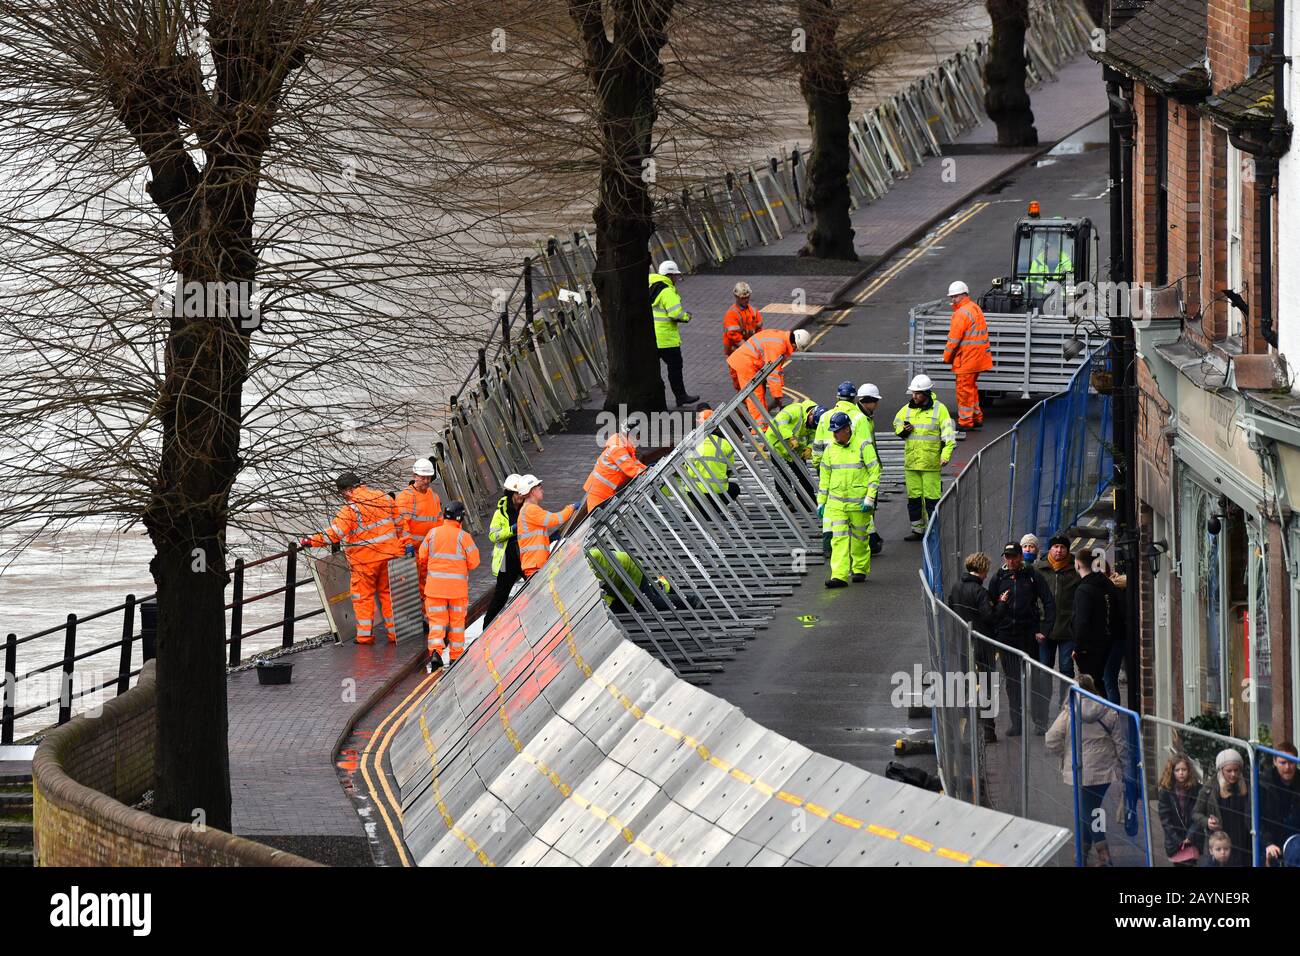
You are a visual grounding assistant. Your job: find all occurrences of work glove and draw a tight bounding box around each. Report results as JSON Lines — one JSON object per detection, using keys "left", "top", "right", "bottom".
{"left": 404, "top": 543, "right": 415, "bottom": 557}
{"left": 899, "top": 422, "right": 914, "bottom": 436}
{"left": 571, "top": 500, "right": 584, "bottom": 514}
{"left": 800, "top": 446, "right": 812, "bottom": 461}
{"left": 860, "top": 498, "right": 875, "bottom": 514}
{"left": 816, "top": 504, "right": 825, "bottom": 519}
{"left": 941, "top": 454, "right": 952, "bottom": 466}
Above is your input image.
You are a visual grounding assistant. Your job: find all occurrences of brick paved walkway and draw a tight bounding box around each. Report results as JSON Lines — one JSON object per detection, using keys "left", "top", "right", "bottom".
{"left": 227, "top": 54, "right": 1107, "bottom": 863}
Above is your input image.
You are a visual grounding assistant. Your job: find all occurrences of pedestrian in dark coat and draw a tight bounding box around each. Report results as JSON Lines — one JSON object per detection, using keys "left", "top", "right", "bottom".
{"left": 989, "top": 542, "right": 1056, "bottom": 735}
{"left": 1192, "top": 749, "right": 1252, "bottom": 867}
{"left": 1071, "top": 547, "right": 1118, "bottom": 689}
{"left": 948, "top": 552, "right": 998, "bottom": 742}
{"left": 1261, "top": 742, "right": 1300, "bottom": 865}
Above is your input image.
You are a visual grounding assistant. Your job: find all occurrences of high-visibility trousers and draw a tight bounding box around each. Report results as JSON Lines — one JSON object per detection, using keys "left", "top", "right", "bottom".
{"left": 425, "top": 596, "right": 468, "bottom": 660}
{"left": 352, "top": 560, "right": 396, "bottom": 643}
{"left": 732, "top": 365, "right": 771, "bottom": 425}
{"left": 955, "top": 371, "right": 983, "bottom": 427}
{"left": 904, "top": 469, "right": 942, "bottom": 534}
{"left": 824, "top": 506, "right": 871, "bottom": 580}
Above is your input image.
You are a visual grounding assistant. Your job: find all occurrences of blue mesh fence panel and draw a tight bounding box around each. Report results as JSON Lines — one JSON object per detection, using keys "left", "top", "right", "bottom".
{"left": 1010, "top": 406, "right": 1042, "bottom": 544}
{"left": 1066, "top": 688, "right": 1152, "bottom": 867}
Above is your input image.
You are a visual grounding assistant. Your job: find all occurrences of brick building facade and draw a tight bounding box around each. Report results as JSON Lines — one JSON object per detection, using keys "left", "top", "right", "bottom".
{"left": 1096, "top": 0, "right": 1297, "bottom": 746}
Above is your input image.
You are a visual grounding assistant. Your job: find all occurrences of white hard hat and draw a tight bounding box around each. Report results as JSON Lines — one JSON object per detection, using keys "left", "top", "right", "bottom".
{"left": 856, "top": 383, "right": 881, "bottom": 401}
{"left": 908, "top": 374, "right": 933, "bottom": 392}
{"left": 732, "top": 281, "right": 752, "bottom": 297}
{"left": 412, "top": 457, "right": 435, "bottom": 476}
{"left": 516, "top": 474, "right": 542, "bottom": 494}
{"left": 792, "top": 328, "right": 811, "bottom": 350}
{"left": 659, "top": 260, "right": 682, "bottom": 276}
{"left": 947, "top": 280, "right": 969, "bottom": 297}
{"left": 503, "top": 473, "right": 523, "bottom": 493}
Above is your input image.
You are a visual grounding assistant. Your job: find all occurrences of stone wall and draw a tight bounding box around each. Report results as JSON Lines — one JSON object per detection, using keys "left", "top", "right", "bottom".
{"left": 33, "top": 661, "right": 317, "bottom": 867}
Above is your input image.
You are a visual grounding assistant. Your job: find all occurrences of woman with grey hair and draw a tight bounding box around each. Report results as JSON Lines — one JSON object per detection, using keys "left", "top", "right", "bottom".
{"left": 1191, "top": 749, "right": 1252, "bottom": 867}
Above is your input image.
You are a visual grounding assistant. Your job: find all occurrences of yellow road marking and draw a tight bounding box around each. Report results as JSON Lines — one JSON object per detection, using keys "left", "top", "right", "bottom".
{"left": 542, "top": 561, "right": 1003, "bottom": 866}
{"left": 804, "top": 201, "right": 990, "bottom": 352}
{"left": 359, "top": 669, "right": 440, "bottom": 868}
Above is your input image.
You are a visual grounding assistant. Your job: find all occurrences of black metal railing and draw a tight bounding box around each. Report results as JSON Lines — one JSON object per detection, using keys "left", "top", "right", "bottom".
{"left": 2, "top": 542, "right": 327, "bottom": 743}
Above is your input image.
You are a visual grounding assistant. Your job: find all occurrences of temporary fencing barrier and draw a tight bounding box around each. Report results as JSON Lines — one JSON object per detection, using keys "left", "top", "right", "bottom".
{"left": 390, "top": 362, "right": 1071, "bottom": 867}
{"left": 8, "top": 0, "right": 1098, "bottom": 739}
{"left": 909, "top": 304, "right": 1101, "bottom": 399}
{"left": 432, "top": 0, "right": 1097, "bottom": 530}
{"left": 918, "top": 345, "right": 1295, "bottom": 866}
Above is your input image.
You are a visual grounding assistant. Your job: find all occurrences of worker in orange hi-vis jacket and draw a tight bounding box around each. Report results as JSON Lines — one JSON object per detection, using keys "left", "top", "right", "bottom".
{"left": 516, "top": 474, "right": 581, "bottom": 579}
{"left": 395, "top": 457, "right": 443, "bottom": 599}
{"left": 941, "top": 280, "right": 994, "bottom": 430}
{"left": 583, "top": 427, "right": 647, "bottom": 511}
{"left": 300, "top": 472, "right": 405, "bottom": 644}
{"left": 725, "top": 327, "right": 812, "bottom": 424}
{"left": 723, "top": 282, "right": 763, "bottom": 388}
{"left": 418, "top": 500, "right": 479, "bottom": 670}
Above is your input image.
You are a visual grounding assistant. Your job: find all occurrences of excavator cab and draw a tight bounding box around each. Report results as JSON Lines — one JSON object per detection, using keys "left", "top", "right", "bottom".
{"left": 980, "top": 202, "right": 1098, "bottom": 314}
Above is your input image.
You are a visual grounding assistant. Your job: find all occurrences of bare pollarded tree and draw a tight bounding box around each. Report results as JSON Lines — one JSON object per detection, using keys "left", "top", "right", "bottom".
{"left": 417, "top": 0, "right": 772, "bottom": 414}
{"left": 712, "top": 0, "right": 977, "bottom": 260}
{"left": 0, "top": 0, "right": 528, "bottom": 829}
{"left": 985, "top": 0, "right": 1038, "bottom": 146}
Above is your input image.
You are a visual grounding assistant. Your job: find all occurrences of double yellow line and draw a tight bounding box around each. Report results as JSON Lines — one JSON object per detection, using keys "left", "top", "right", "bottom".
{"left": 360, "top": 667, "right": 441, "bottom": 867}
{"left": 804, "top": 200, "right": 990, "bottom": 353}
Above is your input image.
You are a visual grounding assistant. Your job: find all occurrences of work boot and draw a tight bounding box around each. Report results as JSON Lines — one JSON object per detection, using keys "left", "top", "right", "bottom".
{"left": 825, "top": 578, "right": 848, "bottom": 589}
{"left": 387, "top": 633, "right": 398, "bottom": 644}
{"left": 851, "top": 573, "right": 866, "bottom": 583}
{"left": 904, "top": 531, "right": 924, "bottom": 542}
{"left": 356, "top": 636, "right": 375, "bottom": 645}
{"left": 426, "top": 654, "right": 443, "bottom": 674}
{"left": 869, "top": 532, "right": 883, "bottom": 555}
{"left": 675, "top": 393, "right": 700, "bottom": 406}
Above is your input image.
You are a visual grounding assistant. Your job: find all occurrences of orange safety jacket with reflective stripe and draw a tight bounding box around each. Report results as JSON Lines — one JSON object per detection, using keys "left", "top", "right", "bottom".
{"left": 518, "top": 501, "right": 576, "bottom": 575}
{"left": 306, "top": 485, "right": 405, "bottom": 564}
{"left": 395, "top": 483, "right": 443, "bottom": 548}
{"left": 942, "top": 298, "right": 994, "bottom": 374}
{"left": 726, "top": 328, "right": 793, "bottom": 398}
{"left": 722, "top": 303, "right": 763, "bottom": 353}
{"left": 582, "top": 433, "right": 646, "bottom": 505}
{"left": 417, "top": 519, "right": 480, "bottom": 600}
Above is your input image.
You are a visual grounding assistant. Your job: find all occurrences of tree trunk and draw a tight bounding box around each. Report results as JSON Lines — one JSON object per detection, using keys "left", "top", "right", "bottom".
{"left": 570, "top": 0, "right": 675, "bottom": 416}
{"left": 797, "top": 0, "right": 858, "bottom": 260}
{"left": 985, "top": 0, "right": 1038, "bottom": 147}
{"left": 117, "top": 12, "right": 293, "bottom": 829}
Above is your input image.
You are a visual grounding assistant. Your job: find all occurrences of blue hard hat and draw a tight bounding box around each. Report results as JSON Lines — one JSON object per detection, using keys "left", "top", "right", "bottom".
{"left": 828, "top": 411, "right": 852, "bottom": 432}
{"left": 809, "top": 404, "right": 827, "bottom": 426}
{"left": 836, "top": 380, "right": 856, "bottom": 399}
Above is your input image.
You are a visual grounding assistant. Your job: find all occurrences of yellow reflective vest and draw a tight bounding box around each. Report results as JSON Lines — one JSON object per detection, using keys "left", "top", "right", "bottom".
{"left": 893, "top": 393, "right": 956, "bottom": 471}
{"left": 649, "top": 273, "right": 690, "bottom": 348}
{"left": 810, "top": 400, "right": 865, "bottom": 467}
{"left": 488, "top": 495, "right": 514, "bottom": 575}
{"left": 817, "top": 435, "right": 881, "bottom": 509}
{"left": 681, "top": 433, "right": 735, "bottom": 495}
{"left": 588, "top": 547, "right": 643, "bottom": 607}
{"left": 763, "top": 399, "right": 817, "bottom": 461}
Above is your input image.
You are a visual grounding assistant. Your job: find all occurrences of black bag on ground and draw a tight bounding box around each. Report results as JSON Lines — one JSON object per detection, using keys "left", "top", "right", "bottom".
{"left": 885, "top": 761, "right": 941, "bottom": 792}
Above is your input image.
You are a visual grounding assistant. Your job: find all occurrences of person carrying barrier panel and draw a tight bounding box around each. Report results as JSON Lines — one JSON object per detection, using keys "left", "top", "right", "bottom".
{"left": 299, "top": 471, "right": 405, "bottom": 644}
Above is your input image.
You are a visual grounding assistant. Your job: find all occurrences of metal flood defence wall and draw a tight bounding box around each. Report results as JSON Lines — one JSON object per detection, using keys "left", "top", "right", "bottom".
{"left": 390, "top": 368, "right": 1070, "bottom": 867}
